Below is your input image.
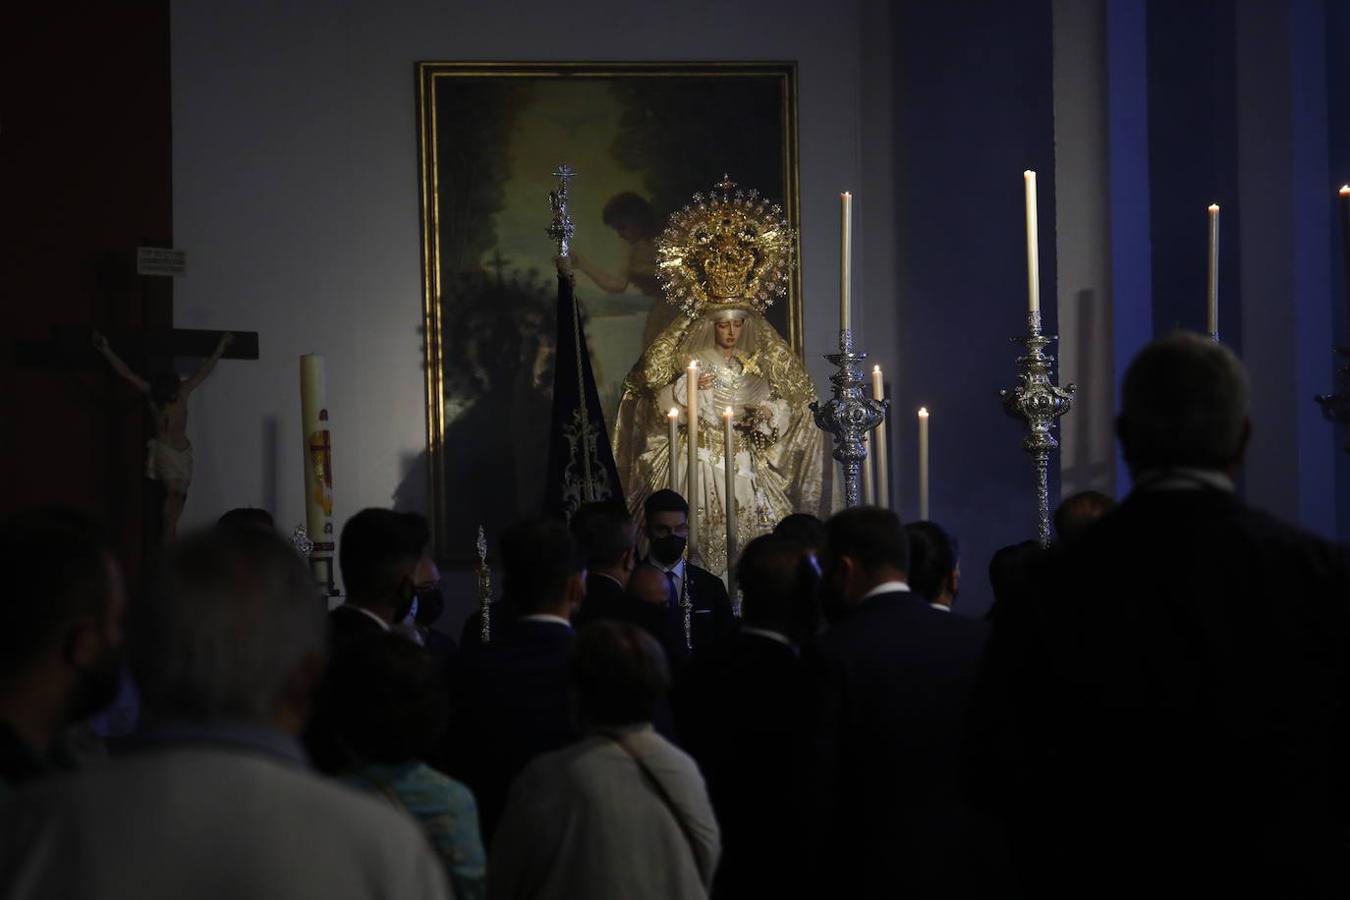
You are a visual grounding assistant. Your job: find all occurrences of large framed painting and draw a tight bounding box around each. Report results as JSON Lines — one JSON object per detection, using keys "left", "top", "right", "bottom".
{"left": 417, "top": 61, "right": 801, "bottom": 561}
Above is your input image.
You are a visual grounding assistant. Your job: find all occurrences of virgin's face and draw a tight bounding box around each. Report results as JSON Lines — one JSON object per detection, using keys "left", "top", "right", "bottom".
{"left": 714, "top": 318, "right": 745, "bottom": 350}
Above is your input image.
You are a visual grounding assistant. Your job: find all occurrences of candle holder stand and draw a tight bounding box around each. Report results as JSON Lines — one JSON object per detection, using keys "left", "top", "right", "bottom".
{"left": 476, "top": 525, "right": 493, "bottom": 643}
{"left": 1000, "top": 311, "right": 1075, "bottom": 548}
{"left": 812, "top": 328, "right": 888, "bottom": 508}
{"left": 1315, "top": 347, "right": 1350, "bottom": 453}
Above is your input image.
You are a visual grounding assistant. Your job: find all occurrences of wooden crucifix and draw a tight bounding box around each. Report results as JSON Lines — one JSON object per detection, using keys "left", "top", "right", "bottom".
{"left": 16, "top": 243, "right": 259, "bottom": 544}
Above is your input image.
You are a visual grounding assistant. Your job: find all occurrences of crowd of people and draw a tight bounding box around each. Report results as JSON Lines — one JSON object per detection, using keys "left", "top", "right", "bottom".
{"left": 1, "top": 332, "right": 1347, "bottom": 899}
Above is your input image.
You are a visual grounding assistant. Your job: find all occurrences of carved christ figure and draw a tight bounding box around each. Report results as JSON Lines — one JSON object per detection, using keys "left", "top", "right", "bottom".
{"left": 93, "top": 330, "right": 233, "bottom": 540}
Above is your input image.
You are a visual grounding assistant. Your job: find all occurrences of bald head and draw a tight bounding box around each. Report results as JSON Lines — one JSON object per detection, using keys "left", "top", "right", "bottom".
{"left": 1119, "top": 332, "right": 1250, "bottom": 475}
{"left": 627, "top": 564, "right": 671, "bottom": 607}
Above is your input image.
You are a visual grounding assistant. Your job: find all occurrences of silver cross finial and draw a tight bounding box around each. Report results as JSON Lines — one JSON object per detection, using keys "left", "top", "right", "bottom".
{"left": 548, "top": 164, "right": 578, "bottom": 257}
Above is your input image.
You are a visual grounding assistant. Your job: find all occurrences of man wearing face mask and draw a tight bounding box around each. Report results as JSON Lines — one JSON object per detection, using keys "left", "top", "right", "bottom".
{"left": 572, "top": 502, "right": 686, "bottom": 663}
{"left": 407, "top": 543, "right": 457, "bottom": 676}
{"left": 310, "top": 508, "right": 430, "bottom": 773}
{"left": 0, "top": 508, "right": 126, "bottom": 796}
{"left": 329, "top": 509, "right": 429, "bottom": 646}
{"left": 641, "top": 489, "right": 735, "bottom": 653}
{"left": 804, "top": 506, "right": 993, "bottom": 899}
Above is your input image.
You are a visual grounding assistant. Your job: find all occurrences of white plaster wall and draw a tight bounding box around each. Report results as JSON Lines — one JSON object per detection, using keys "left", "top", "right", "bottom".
{"left": 170, "top": 0, "right": 881, "bottom": 548}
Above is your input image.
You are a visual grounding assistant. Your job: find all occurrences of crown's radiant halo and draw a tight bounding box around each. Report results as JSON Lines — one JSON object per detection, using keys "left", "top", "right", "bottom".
{"left": 655, "top": 176, "right": 796, "bottom": 320}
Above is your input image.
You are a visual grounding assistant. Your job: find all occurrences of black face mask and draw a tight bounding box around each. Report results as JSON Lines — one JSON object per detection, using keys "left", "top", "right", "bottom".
{"left": 413, "top": 585, "right": 445, "bottom": 626}
{"left": 649, "top": 534, "right": 687, "bottom": 565}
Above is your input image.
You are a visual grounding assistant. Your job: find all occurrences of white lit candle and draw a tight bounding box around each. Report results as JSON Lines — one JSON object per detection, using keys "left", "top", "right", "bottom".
{"left": 917, "top": 407, "right": 930, "bottom": 521}
{"left": 872, "top": 365, "right": 889, "bottom": 509}
{"left": 667, "top": 407, "right": 680, "bottom": 490}
{"left": 723, "top": 407, "right": 736, "bottom": 586}
{"left": 686, "top": 360, "right": 700, "bottom": 553}
{"left": 840, "top": 192, "right": 853, "bottom": 332}
{"left": 1338, "top": 187, "right": 1349, "bottom": 339}
{"left": 1207, "top": 204, "right": 1220, "bottom": 338}
{"left": 1024, "top": 171, "right": 1040, "bottom": 316}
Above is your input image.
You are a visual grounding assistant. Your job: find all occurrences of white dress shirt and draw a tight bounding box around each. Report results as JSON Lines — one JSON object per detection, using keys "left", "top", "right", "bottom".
{"left": 1133, "top": 466, "right": 1235, "bottom": 493}
{"left": 519, "top": 613, "right": 573, "bottom": 629}
{"left": 861, "top": 580, "right": 911, "bottom": 601}
{"left": 650, "top": 556, "right": 687, "bottom": 600}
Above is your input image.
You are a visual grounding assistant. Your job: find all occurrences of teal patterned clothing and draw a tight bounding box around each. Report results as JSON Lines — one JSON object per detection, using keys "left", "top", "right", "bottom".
{"left": 343, "top": 761, "right": 487, "bottom": 900}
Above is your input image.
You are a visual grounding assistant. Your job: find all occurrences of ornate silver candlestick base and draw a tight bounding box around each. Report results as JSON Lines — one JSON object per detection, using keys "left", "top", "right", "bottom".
{"left": 1315, "top": 347, "right": 1350, "bottom": 452}
{"left": 812, "top": 329, "right": 887, "bottom": 508}
{"left": 1000, "top": 311, "right": 1075, "bottom": 547}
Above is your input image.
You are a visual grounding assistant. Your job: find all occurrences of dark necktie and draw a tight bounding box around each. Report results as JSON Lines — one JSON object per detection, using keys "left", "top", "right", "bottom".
{"left": 666, "top": 570, "right": 678, "bottom": 609}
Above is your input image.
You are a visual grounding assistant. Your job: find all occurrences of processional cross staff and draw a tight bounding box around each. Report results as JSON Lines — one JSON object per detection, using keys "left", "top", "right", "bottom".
{"left": 476, "top": 525, "right": 492, "bottom": 643}
{"left": 547, "top": 163, "right": 596, "bottom": 504}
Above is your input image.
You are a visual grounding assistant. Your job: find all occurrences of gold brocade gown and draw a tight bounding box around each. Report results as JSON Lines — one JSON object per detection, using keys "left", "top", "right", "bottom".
{"left": 612, "top": 311, "right": 823, "bottom": 576}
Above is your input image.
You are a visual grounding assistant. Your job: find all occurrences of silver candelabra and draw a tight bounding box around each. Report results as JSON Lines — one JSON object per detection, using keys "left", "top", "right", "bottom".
{"left": 1315, "top": 347, "right": 1350, "bottom": 452}
{"left": 476, "top": 525, "right": 492, "bottom": 643}
{"left": 812, "top": 329, "right": 888, "bottom": 508}
{"left": 547, "top": 164, "right": 577, "bottom": 257}
{"left": 1000, "top": 311, "right": 1075, "bottom": 547}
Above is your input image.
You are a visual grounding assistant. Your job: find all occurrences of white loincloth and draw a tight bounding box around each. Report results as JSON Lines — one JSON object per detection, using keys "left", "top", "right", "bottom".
{"left": 145, "top": 439, "right": 193, "bottom": 491}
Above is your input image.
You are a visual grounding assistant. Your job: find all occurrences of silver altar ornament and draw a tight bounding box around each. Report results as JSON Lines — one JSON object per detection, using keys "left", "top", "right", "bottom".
{"left": 680, "top": 547, "right": 693, "bottom": 651}
{"left": 291, "top": 524, "right": 314, "bottom": 558}
{"left": 547, "top": 164, "right": 577, "bottom": 258}
{"left": 1000, "top": 310, "right": 1075, "bottom": 548}
{"left": 476, "top": 525, "right": 492, "bottom": 643}
{"left": 812, "top": 329, "right": 888, "bottom": 508}
{"left": 1315, "top": 348, "right": 1350, "bottom": 452}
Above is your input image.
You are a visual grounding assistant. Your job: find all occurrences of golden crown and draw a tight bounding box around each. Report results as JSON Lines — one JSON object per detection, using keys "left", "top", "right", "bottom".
{"left": 656, "top": 176, "right": 795, "bottom": 319}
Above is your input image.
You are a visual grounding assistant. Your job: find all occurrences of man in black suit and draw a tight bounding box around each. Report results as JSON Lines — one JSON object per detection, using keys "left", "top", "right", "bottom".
{"left": 642, "top": 489, "right": 735, "bottom": 652}
{"left": 674, "top": 534, "right": 819, "bottom": 899}
{"left": 905, "top": 520, "right": 961, "bottom": 612}
{"left": 441, "top": 518, "right": 585, "bottom": 845}
{"left": 573, "top": 502, "right": 687, "bottom": 667}
{"left": 571, "top": 501, "right": 638, "bottom": 620}
{"left": 804, "top": 506, "right": 994, "bottom": 899}
{"left": 971, "top": 332, "right": 1350, "bottom": 898}
{"left": 307, "top": 508, "right": 431, "bottom": 773}
{"left": 328, "top": 508, "right": 429, "bottom": 646}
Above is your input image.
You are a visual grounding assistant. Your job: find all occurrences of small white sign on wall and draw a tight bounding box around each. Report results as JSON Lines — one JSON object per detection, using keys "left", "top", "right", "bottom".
{"left": 136, "top": 247, "right": 187, "bottom": 277}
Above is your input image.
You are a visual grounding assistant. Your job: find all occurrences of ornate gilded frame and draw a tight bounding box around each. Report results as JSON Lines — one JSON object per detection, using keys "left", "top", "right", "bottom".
{"left": 416, "top": 61, "right": 801, "bottom": 559}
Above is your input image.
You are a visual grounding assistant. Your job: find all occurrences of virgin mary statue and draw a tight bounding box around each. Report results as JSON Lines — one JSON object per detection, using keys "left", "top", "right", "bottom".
{"left": 612, "top": 178, "right": 823, "bottom": 575}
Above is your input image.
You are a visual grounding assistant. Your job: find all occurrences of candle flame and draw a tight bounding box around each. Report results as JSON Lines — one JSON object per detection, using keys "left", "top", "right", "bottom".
{"left": 873, "top": 364, "right": 882, "bottom": 374}
{"left": 841, "top": 191, "right": 852, "bottom": 199}
{"left": 1341, "top": 185, "right": 1350, "bottom": 195}
{"left": 724, "top": 407, "right": 734, "bottom": 417}
{"left": 918, "top": 407, "right": 929, "bottom": 418}
{"left": 1208, "top": 204, "right": 1220, "bottom": 212}
{"left": 668, "top": 407, "right": 679, "bottom": 419}
{"left": 1024, "top": 170, "right": 1035, "bottom": 179}
{"left": 689, "top": 359, "right": 698, "bottom": 368}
